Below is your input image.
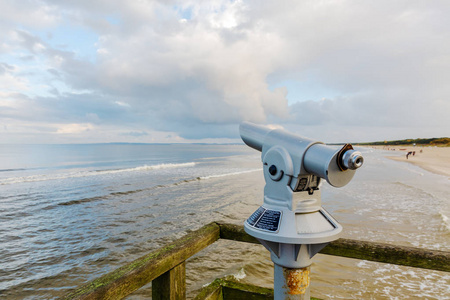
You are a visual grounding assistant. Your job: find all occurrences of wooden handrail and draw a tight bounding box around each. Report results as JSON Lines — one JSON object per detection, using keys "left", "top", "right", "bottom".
{"left": 63, "top": 223, "right": 220, "bottom": 300}
{"left": 62, "top": 222, "right": 450, "bottom": 299}
{"left": 217, "top": 222, "right": 450, "bottom": 272}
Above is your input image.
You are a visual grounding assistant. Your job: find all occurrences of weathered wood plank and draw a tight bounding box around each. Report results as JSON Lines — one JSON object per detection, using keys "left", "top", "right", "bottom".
{"left": 320, "top": 238, "right": 450, "bottom": 272}
{"left": 217, "top": 223, "right": 259, "bottom": 244}
{"left": 62, "top": 223, "right": 220, "bottom": 300}
{"left": 217, "top": 223, "right": 450, "bottom": 272}
{"left": 221, "top": 280, "right": 273, "bottom": 299}
{"left": 152, "top": 261, "right": 186, "bottom": 300}
{"left": 193, "top": 278, "right": 223, "bottom": 300}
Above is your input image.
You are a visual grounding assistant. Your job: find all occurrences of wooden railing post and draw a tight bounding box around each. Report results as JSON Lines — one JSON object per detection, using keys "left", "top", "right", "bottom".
{"left": 152, "top": 261, "right": 186, "bottom": 300}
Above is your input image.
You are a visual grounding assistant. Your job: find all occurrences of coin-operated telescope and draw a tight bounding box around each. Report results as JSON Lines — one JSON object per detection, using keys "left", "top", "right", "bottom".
{"left": 240, "top": 122, "right": 363, "bottom": 299}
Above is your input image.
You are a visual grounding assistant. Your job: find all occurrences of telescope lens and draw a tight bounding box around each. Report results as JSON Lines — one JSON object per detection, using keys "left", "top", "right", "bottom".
{"left": 355, "top": 157, "right": 363, "bottom": 168}
{"left": 342, "top": 150, "right": 364, "bottom": 170}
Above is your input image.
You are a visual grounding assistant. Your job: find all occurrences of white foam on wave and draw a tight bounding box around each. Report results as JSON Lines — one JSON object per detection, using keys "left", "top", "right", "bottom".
{"left": 101, "top": 162, "right": 196, "bottom": 174}
{"left": 232, "top": 268, "right": 247, "bottom": 280}
{"left": 439, "top": 211, "right": 450, "bottom": 232}
{"left": 199, "top": 168, "right": 261, "bottom": 180}
{"left": 0, "top": 162, "right": 196, "bottom": 185}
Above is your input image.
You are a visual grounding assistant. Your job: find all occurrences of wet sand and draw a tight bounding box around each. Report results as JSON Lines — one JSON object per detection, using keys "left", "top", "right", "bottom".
{"left": 367, "top": 146, "right": 450, "bottom": 177}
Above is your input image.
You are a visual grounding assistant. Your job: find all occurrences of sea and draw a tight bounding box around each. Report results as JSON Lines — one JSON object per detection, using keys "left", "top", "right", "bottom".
{"left": 0, "top": 143, "right": 449, "bottom": 299}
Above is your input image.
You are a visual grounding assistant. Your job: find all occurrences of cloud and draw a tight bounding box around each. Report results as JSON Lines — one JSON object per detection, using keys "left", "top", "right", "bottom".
{"left": 0, "top": 1, "right": 59, "bottom": 34}
{"left": 0, "top": 0, "right": 449, "bottom": 143}
{"left": 121, "top": 131, "right": 148, "bottom": 137}
{"left": 0, "top": 64, "right": 29, "bottom": 91}
{"left": 90, "top": 3, "right": 289, "bottom": 124}
{"left": 56, "top": 123, "right": 94, "bottom": 134}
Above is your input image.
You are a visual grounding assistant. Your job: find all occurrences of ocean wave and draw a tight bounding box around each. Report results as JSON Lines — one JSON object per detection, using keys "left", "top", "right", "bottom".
{"left": 232, "top": 268, "right": 247, "bottom": 280}
{"left": 0, "top": 168, "right": 27, "bottom": 172}
{"left": 56, "top": 179, "right": 198, "bottom": 207}
{"left": 439, "top": 211, "right": 450, "bottom": 232}
{"left": 57, "top": 195, "right": 109, "bottom": 206}
{"left": 96, "top": 162, "right": 196, "bottom": 174}
{"left": 53, "top": 169, "right": 260, "bottom": 207}
{"left": 0, "top": 162, "right": 196, "bottom": 185}
{"left": 199, "top": 168, "right": 261, "bottom": 180}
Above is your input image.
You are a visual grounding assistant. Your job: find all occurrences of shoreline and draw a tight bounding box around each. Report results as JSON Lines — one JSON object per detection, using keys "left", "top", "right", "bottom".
{"left": 362, "top": 145, "right": 450, "bottom": 177}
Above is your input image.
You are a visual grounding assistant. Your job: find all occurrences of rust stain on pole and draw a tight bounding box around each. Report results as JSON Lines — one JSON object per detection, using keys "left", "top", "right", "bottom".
{"left": 283, "top": 266, "right": 310, "bottom": 295}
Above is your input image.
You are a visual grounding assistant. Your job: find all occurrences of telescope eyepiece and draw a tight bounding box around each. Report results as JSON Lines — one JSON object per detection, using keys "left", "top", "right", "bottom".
{"left": 342, "top": 150, "right": 364, "bottom": 170}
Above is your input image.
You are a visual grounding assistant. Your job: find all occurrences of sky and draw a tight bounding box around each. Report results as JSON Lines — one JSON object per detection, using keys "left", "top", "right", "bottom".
{"left": 1, "top": 0, "right": 449, "bottom": 144}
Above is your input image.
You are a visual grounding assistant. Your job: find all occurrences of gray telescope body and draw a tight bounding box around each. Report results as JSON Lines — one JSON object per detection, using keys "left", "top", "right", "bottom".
{"left": 240, "top": 122, "right": 363, "bottom": 188}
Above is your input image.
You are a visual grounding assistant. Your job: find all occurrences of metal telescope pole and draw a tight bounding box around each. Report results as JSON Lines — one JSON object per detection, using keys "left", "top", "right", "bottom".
{"left": 275, "top": 264, "right": 310, "bottom": 299}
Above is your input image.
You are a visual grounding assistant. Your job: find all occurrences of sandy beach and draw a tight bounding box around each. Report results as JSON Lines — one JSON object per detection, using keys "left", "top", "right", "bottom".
{"left": 365, "top": 146, "right": 450, "bottom": 177}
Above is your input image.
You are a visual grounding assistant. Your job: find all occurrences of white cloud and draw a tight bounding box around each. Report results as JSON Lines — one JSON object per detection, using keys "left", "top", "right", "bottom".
{"left": 0, "top": 68, "right": 29, "bottom": 92}
{"left": 90, "top": 0, "right": 290, "bottom": 126}
{"left": 56, "top": 123, "right": 94, "bottom": 134}
{"left": 0, "top": 1, "right": 59, "bottom": 32}
{"left": 0, "top": 0, "right": 449, "bottom": 143}
{"left": 114, "top": 101, "right": 130, "bottom": 108}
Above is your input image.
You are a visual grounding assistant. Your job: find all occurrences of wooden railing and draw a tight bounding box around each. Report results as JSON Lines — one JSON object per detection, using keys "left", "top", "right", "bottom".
{"left": 62, "top": 222, "right": 450, "bottom": 299}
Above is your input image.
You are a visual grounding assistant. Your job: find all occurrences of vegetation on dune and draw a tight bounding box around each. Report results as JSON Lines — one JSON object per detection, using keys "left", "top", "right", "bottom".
{"left": 357, "top": 137, "right": 450, "bottom": 146}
